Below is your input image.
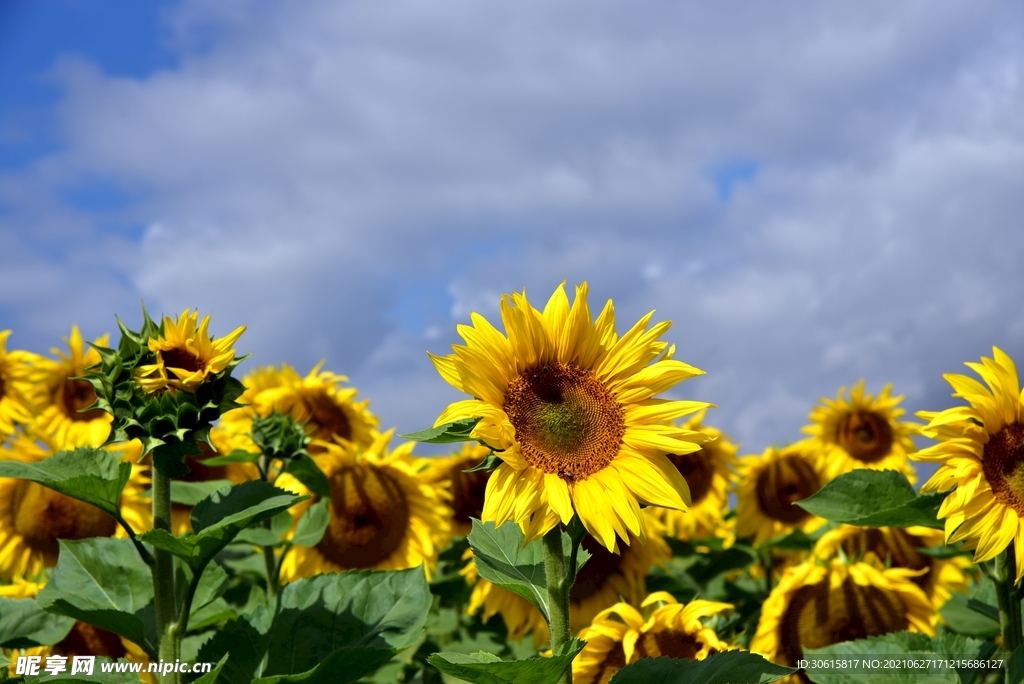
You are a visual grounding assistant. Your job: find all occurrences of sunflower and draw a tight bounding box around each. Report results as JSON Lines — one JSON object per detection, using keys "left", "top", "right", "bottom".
{"left": 573, "top": 592, "right": 733, "bottom": 684}
{"left": 650, "top": 410, "right": 737, "bottom": 541}
{"left": 277, "top": 430, "right": 451, "bottom": 582}
{"left": 28, "top": 326, "right": 113, "bottom": 448}
{"left": 813, "top": 525, "right": 969, "bottom": 610}
{"left": 0, "top": 434, "right": 150, "bottom": 581}
{"left": 0, "top": 331, "right": 42, "bottom": 440}
{"left": 135, "top": 309, "right": 246, "bottom": 394}
{"left": 736, "top": 443, "right": 828, "bottom": 547}
{"left": 751, "top": 557, "right": 936, "bottom": 682}
{"left": 803, "top": 380, "right": 918, "bottom": 481}
{"left": 913, "top": 347, "right": 1024, "bottom": 578}
{"left": 430, "top": 282, "right": 710, "bottom": 552}
{"left": 423, "top": 443, "right": 493, "bottom": 537}
{"left": 217, "top": 363, "right": 378, "bottom": 453}
{"left": 462, "top": 509, "right": 671, "bottom": 642}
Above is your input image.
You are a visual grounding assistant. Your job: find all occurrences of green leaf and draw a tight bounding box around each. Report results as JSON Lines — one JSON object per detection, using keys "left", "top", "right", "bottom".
{"left": 140, "top": 481, "right": 306, "bottom": 573}
{"left": 0, "top": 597, "right": 74, "bottom": 648}
{"left": 609, "top": 651, "right": 796, "bottom": 684}
{"left": 401, "top": 417, "right": 482, "bottom": 444}
{"left": 187, "top": 598, "right": 237, "bottom": 631}
{"left": 192, "top": 654, "right": 230, "bottom": 684}
{"left": 803, "top": 632, "right": 987, "bottom": 684}
{"left": 170, "top": 479, "right": 234, "bottom": 506}
{"left": 1008, "top": 644, "right": 1024, "bottom": 684}
{"left": 284, "top": 454, "right": 331, "bottom": 498}
{"left": 429, "top": 637, "right": 585, "bottom": 683}
{"left": 200, "top": 449, "right": 260, "bottom": 465}
{"left": 463, "top": 451, "right": 502, "bottom": 473}
{"left": 233, "top": 527, "right": 285, "bottom": 546}
{"left": 252, "top": 646, "right": 397, "bottom": 684}
{"left": 292, "top": 498, "right": 331, "bottom": 547}
{"left": 0, "top": 447, "right": 130, "bottom": 522}
{"left": 35, "top": 537, "right": 157, "bottom": 656}
{"left": 762, "top": 527, "right": 821, "bottom": 551}
{"left": 795, "top": 470, "right": 944, "bottom": 529}
{"left": 467, "top": 519, "right": 549, "bottom": 621}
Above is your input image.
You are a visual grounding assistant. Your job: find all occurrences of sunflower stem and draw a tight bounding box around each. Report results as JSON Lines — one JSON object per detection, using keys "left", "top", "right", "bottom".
{"left": 257, "top": 454, "right": 280, "bottom": 599}
{"left": 993, "top": 544, "right": 1022, "bottom": 665}
{"left": 543, "top": 527, "right": 572, "bottom": 684}
{"left": 151, "top": 462, "right": 180, "bottom": 684}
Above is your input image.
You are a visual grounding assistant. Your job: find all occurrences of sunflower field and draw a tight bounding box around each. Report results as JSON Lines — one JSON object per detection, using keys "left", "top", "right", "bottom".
{"left": 0, "top": 284, "right": 1021, "bottom": 684}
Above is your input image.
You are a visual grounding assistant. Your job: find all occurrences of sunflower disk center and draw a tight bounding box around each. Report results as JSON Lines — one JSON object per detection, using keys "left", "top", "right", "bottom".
{"left": 636, "top": 630, "right": 702, "bottom": 661}
{"left": 11, "top": 481, "right": 117, "bottom": 558}
{"left": 306, "top": 393, "right": 353, "bottom": 444}
{"left": 837, "top": 410, "right": 893, "bottom": 463}
{"left": 504, "top": 363, "right": 624, "bottom": 481}
{"left": 755, "top": 455, "right": 820, "bottom": 524}
{"left": 449, "top": 465, "right": 489, "bottom": 527}
{"left": 669, "top": 451, "right": 712, "bottom": 504}
{"left": 982, "top": 422, "right": 1024, "bottom": 514}
{"left": 316, "top": 464, "right": 410, "bottom": 568}
{"left": 60, "top": 378, "right": 106, "bottom": 422}
{"left": 160, "top": 348, "right": 204, "bottom": 374}
{"left": 570, "top": 535, "right": 625, "bottom": 602}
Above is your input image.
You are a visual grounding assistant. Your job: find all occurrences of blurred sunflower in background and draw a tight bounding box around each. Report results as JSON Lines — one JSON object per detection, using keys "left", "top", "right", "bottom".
{"left": 430, "top": 281, "right": 710, "bottom": 552}
{"left": 736, "top": 443, "right": 827, "bottom": 546}
{"left": 0, "top": 330, "right": 42, "bottom": 440}
{"left": 0, "top": 434, "right": 150, "bottom": 581}
{"left": 423, "top": 443, "right": 492, "bottom": 537}
{"left": 651, "top": 410, "right": 737, "bottom": 542}
{"left": 29, "top": 326, "right": 112, "bottom": 448}
{"left": 573, "top": 592, "right": 733, "bottom": 684}
{"left": 803, "top": 380, "right": 918, "bottom": 481}
{"left": 751, "top": 557, "right": 936, "bottom": 681}
{"left": 135, "top": 309, "right": 246, "bottom": 394}
{"left": 278, "top": 431, "right": 451, "bottom": 581}
{"left": 913, "top": 347, "right": 1024, "bottom": 577}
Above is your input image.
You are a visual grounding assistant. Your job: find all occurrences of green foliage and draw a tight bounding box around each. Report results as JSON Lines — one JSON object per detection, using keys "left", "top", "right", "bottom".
{"left": 795, "top": 469, "right": 943, "bottom": 529}
{"left": 170, "top": 480, "right": 235, "bottom": 506}
{"left": 0, "top": 597, "right": 74, "bottom": 649}
{"left": 463, "top": 451, "right": 503, "bottom": 473}
{"left": 428, "top": 637, "right": 585, "bottom": 683}
{"left": 250, "top": 411, "right": 311, "bottom": 463}
{"left": 401, "top": 417, "right": 482, "bottom": 444}
{"left": 35, "top": 537, "right": 158, "bottom": 656}
{"left": 609, "top": 651, "right": 796, "bottom": 683}
{"left": 199, "top": 449, "right": 261, "bottom": 466}
{"left": 467, "top": 520, "right": 550, "bottom": 621}
{"left": 197, "top": 567, "right": 431, "bottom": 684}
{"left": 292, "top": 498, "right": 330, "bottom": 547}
{"left": 283, "top": 455, "right": 330, "bottom": 498}
{"left": 0, "top": 447, "right": 131, "bottom": 525}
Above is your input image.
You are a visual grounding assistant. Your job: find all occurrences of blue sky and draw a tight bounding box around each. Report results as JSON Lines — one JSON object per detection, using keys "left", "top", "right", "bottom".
{"left": 2, "top": 1, "right": 1023, "bottom": 464}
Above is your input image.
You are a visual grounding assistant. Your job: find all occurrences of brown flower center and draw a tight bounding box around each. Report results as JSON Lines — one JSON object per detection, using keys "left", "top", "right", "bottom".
{"left": 316, "top": 463, "right": 409, "bottom": 568}
{"left": 983, "top": 422, "right": 1024, "bottom": 515}
{"left": 635, "top": 629, "right": 703, "bottom": 661}
{"left": 836, "top": 411, "right": 893, "bottom": 464}
{"left": 305, "top": 392, "right": 353, "bottom": 447}
{"left": 668, "top": 449, "right": 712, "bottom": 505}
{"left": 590, "top": 643, "right": 628, "bottom": 684}
{"left": 11, "top": 481, "right": 117, "bottom": 564}
{"left": 0, "top": 374, "right": 6, "bottom": 401}
{"left": 504, "top": 363, "right": 624, "bottom": 482}
{"left": 59, "top": 377, "right": 106, "bottom": 422}
{"left": 449, "top": 463, "right": 489, "bottom": 529}
{"left": 755, "top": 454, "right": 821, "bottom": 523}
{"left": 780, "top": 574, "right": 908, "bottom": 678}
{"left": 570, "top": 535, "right": 625, "bottom": 603}
{"left": 160, "top": 348, "right": 204, "bottom": 374}
{"left": 55, "top": 622, "right": 127, "bottom": 659}
{"left": 839, "top": 528, "right": 933, "bottom": 595}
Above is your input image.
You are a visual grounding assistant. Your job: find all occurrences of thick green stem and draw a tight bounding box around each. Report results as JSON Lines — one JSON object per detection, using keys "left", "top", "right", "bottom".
{"left": 263, "top": 545, "right": 279, "bottom": 599}
{"left": 543, "top": 527, "right": 572, "bottom": 684}
{"left": 993, "top": 544, "right": 1022, "bottom": 663}
{"left": 151, "top": 465, "right": 180, "bottom": 684}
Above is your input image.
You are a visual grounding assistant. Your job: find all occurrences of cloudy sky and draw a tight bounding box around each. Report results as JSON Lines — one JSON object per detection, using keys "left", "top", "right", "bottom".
{"left": 1, "top": 0, "right": 1022, "bottom": 463}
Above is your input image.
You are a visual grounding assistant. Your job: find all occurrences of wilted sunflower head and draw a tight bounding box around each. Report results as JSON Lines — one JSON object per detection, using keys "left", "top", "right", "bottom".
{"left": 573, "top": 592, "right": 733, "bottom": 684}
{"left": 134, "top": 309, "right": 246, "bottom": 394}
{"left": 29, "top": 326, "right": 112, "bottom": 448}
{"left": 804, "top": 380, "right": 918, "bottom": 481}
{"left": 751, "top": 557, "right": 936, "bottom": 682}
{"left": 278, "top": 430, "right": 451, "bottom": 581}
{"left": 429, "top": 281, "right": 711, "bottom": 552}
{"left": 914, "top": 347, "right": 1024, "bottom": 578}
{"left": 736, "top": 442, "right": 827, "bottom": 546}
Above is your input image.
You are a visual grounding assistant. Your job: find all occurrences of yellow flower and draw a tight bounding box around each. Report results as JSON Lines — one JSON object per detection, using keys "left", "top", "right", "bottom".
{"left": 573, "top": 593, "right": 733, "bottom": 684}
{"left": 650, "top": 410, "right": 737, "bottom": 541}
{"left": 278, "top": 431, "right": 451, "bottom": 581}
{"left": 735, "top": 443, "right": 828, "bottom": 546}
{"left": 0, "top": 434, "right": 150, "bottom": 581}
{"left": 813, "top": 525, "right": 969, "bottom": 610}
{"left": 422, "top": 443, "right": 493, "bottom": 537}
{"left": 29, "top": 326, "right": 113, "bottom": 448}
{"left": 913, "top": 347, "right": 1024, "bottom": 578}
{"left": 430, "top": 282, "right": 709, "bottom": 552}
{"left": 803, "top": 380, "right": 918, "bottom": 481}
{"left": 135, "top": 309, "right": 245, "bottom": 394}
{"left": 0, "top": 331, "right": 42, "bottom": 439}
{"left": 217, "top": 362, "right": 379, "bottom": 452}
{"left": 751, "top": 557, "right": 936, "bottom": 682}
